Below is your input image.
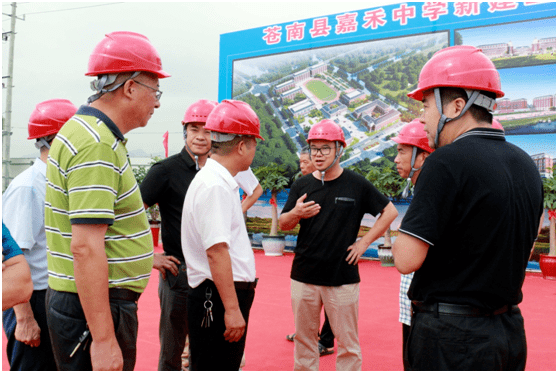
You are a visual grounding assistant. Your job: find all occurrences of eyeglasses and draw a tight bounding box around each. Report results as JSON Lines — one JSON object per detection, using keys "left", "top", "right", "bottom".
{"left": 310, "top": 146, "right": 332, "bottom": 156}
{"left": 133, "top": 80, "right": 163, "bottom": 100}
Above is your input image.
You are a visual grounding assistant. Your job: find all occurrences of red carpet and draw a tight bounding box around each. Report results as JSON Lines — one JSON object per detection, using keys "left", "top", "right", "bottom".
{"left": 3, "top": 248, "right": 556, "bottom": 371}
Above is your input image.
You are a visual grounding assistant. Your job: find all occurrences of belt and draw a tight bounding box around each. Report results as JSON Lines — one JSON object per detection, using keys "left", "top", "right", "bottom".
{"left": 109, "top": 288, "right": 141, "bottom": 302}
{"left": 412, "top": 301, "right": 519, "bottom": 317}
{"left": 199, "top": 278, "right": 258, "bottom": 291}
{"left": 234, "top": 279, "right": 258, "bottom": 290}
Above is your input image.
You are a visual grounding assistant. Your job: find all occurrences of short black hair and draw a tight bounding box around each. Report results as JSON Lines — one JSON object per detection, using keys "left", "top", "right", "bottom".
{"left": 439, "top": 87, "right": 494, "bottom": 124}
{"left": 211, "top": 135, "right": 255, "bottom": 156}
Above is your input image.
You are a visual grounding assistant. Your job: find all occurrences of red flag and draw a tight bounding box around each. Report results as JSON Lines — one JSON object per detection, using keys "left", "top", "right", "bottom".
{"left": 162, "top": 131, "right": 169, "bottom": 158}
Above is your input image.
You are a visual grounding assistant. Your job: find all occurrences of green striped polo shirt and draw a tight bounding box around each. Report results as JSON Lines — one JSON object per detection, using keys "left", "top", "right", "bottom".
{"left": 45, "top": 105, "right": 153, "bottom": 294}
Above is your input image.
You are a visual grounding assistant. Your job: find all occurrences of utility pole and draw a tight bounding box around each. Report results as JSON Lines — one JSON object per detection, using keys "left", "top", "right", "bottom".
{"left": 2, "top": 2, "right": 19, "bottom": 191}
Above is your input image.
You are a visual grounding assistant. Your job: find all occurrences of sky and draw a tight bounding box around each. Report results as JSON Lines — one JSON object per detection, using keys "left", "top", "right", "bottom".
{"left": 2, "top": 1, "right": 402, "bottom": 158}
{"left": 459, "top": 17, "right": 555, "bottom": 48}
{"left": 500, "top": 64, "right": 556, "bottom": 103}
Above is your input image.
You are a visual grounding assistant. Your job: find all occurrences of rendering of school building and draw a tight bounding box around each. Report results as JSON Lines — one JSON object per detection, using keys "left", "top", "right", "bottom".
{"left": 340, "top": 89, "right": 366, "bottom": 106}
{"left": 533, "top": 94, "right": 556, "bottom": 111}
{"left": 274, "top": 79, "right": 295, "bottom": 95}
{"left": 496, "top": 98, "right": 529, "bottom": 113}
{"left": 352, "top": 99, "right": 401, "bottom": 132}
{"left": 280, "top": 86, "right": 304, "bottom": 102}
{"left": 478, "top": 36, "right": 556, "bottom": 59}
{"left": 321, "top": 100, "right": 348, "bottom": 118}
{"left": 531, "top": 153, "right": 556, "bottom": 178}
{"left": 288, "top": 98, "right": 315, "bottom": 117}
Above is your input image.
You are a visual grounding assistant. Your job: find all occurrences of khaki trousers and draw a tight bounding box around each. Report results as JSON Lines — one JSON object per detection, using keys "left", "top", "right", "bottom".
{"left": 291, "top": 280, "right": 362, "bottom": 371}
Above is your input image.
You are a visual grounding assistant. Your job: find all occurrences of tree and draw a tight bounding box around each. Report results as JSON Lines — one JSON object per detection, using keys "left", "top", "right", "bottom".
{"left": 365, "top": 166, "right": 405, "bottom": 247}
{"left": 455, "top": 31, "right": 463, "bottom": 45}
{"left": 133, "top": 157, "right": 163, "bottom": 222}
{"left": 543, "top": 164, "right": 556, "bottom": 256}
{"left": 294, "top": 93, "right": 306, "bottom": 103}
{"left": 265, "top": 105, "right": 274, "bottom": 116}
{"left": 254, "top": 163, "right": 289, "bottom": 236}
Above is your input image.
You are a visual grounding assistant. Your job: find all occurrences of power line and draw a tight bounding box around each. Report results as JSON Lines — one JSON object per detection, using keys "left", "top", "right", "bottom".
{"left": 21, "top": 2, "right": 124, "bottom": 16}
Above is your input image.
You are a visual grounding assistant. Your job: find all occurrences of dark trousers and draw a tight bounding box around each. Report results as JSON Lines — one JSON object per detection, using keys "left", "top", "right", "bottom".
{"left": 319, "top": 313, "right": 334, "bottom": 348}
{"left": 45, "top": 287, "right": 139, "bottom": 371}
{"left": 158, "top": 263, "right": 189, "bottom": 371}
{"left": 2, "top": 290, "right": 57, "bottom": 371}
{"left": 402, "top": 323, "right": 410, "bottom": 371}
{"left": 406, "top": 306, "right": 527, "bottom": 370}
{"left": 188, "top": 279, "right": 255, "bottom": 371}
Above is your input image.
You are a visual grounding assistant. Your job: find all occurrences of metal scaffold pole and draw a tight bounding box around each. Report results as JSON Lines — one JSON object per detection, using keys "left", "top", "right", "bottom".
{"left": 2, "top": 2, "right": 18, "bottom": 191}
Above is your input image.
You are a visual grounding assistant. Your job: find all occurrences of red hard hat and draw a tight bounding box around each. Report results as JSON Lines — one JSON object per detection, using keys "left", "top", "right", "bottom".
{"left": 408, "top": 45, "right": 504, "bottom": 101}
{"left": 182, "top": 99, "right": 218, "bottom": 125}
{"left": 307, "top": 119, "right": 346, "bottom": 148}
{"left": 28, "top": 99, "right": 77, "bottom": 140}
{"left": 392, "top": 119, "right": 433, "bottom": 153}
{"left": 205, "top": 100, "right": 264, "bottom": 140}
{"left": 492, "top": 119, "right": 504, "bottom": 131}
{"left": 86, "top": 31, "right": 170, "bottom": 78}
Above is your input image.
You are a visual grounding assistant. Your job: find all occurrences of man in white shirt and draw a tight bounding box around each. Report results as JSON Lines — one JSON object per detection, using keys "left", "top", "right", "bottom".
{"left": 181, "top": 99, "right": 264, "bottom": 371}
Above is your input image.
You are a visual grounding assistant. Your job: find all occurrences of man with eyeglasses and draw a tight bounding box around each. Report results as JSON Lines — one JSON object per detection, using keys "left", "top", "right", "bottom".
{"left": 279, "top": 119, "right": 398, "bottom": 370}
{"left": 286, "top": 146, "right": 336, "bottom": 357}
{"left": 140, "top": 99, "right": 216, "bottom": 371}
{"left": 44, "top": 31, "right": 170, "bottom": 371}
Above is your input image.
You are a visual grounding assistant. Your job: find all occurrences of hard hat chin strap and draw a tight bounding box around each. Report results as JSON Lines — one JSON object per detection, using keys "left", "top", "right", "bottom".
{"left": 314, "top": 141, "right": 343, "bottom": 186}
{"left": 402, "top": 146, "right": 421, "bottom": 198}
{"left": 35, "top": 137, "right": 51, "bottom": 150}
{"left": 183, "top": 125, "right": 210, "bottom": 170}
{"left": 87, "top": 72, "right": 141, "bottom": 104}
{"left": 433, "top": 88, "right": 483, "bottom": 148}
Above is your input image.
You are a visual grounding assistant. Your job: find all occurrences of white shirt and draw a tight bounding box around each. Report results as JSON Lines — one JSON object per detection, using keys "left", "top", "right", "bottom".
{"left": 234, "top": 167, "right": 259, "bottom": 196}
{"left": 2, "top": 158, "right": 48, "bottom": 290}
{"left": 181, "top": 158, "right": 256, "bottom": 288}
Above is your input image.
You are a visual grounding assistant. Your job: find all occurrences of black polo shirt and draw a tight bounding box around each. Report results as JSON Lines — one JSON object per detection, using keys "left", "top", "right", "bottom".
{"left": 400, "top": 128, "right": 544, "bottom": 309}
{"left": 282, "top": 169, "right": 389, "bottom": 286}
{"left": 140, "top": 147, "right": 197, "bottom": 262}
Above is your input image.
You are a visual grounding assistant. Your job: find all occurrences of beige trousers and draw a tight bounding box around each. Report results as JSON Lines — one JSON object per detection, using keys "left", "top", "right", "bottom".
{"left": 291, "top": 280, "right": 362, "bottom": 371}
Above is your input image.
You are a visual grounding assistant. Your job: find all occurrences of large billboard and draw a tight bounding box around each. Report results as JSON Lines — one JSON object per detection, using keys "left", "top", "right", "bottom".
{"left": 219, "top": 2, "right": 556, "bottom": 178}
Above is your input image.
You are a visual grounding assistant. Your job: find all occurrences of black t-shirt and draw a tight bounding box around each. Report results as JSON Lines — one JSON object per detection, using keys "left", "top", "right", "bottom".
{"left": 140, "top": 148, "right": 197, "bottom": 261}
{"left": 400, "top": 128, "right": 544, "bottom": 309}
{"left": 282, "top": 169, "right": 389, "bottom": 286}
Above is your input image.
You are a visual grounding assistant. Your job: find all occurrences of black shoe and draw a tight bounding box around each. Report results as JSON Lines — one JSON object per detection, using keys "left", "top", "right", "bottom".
{"left": 286, "top": 333, "right": 296, "bottom": 342}
{"left": 318, "top": 342, "right": 334, "bottom": 356}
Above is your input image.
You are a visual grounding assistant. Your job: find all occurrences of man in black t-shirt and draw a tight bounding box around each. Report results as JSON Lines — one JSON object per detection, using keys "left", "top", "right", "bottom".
{"left": 286, "top": 146, "right": 336, "bottom": 357}
{"left": 392, "top": 46, "right": 544, "bottom": 370}
{"left": 140, "top": 99, "right": 216, "bottom": 371}
{"left": 280, "top": 119, "right": 398, "bottom": 371}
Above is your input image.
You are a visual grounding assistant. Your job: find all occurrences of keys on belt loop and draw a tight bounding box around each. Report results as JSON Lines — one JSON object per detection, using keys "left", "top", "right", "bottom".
{"left": 201, "top": 287, "right": 213, "bottom": 328}
{"left": 70, "top": 326, "right": 90, "bottom": 358}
